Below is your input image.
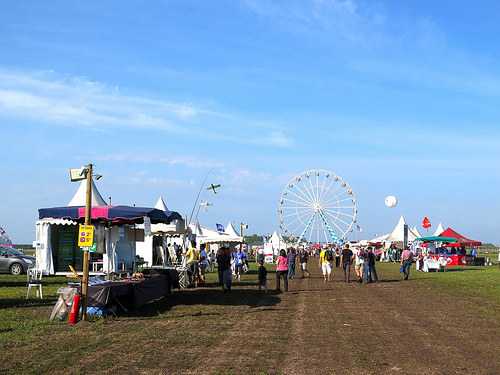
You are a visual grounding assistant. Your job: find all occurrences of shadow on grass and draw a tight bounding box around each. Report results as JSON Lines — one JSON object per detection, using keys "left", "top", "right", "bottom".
{"left": 442, "top": 267, "right": 484, "bottom": 273}
{"left": 0, "top": 298, "right": 57, "bottom": 310}
{"left": 124, "top": 288, "right": 281, "bottom": 318}
{"left": 0, "top": 278, "right": 67, "bottom": 288}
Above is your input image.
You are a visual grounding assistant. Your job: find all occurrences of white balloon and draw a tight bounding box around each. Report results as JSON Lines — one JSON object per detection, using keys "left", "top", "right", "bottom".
{"left": 385, "top": 195, "right": 398, "bottom": 208}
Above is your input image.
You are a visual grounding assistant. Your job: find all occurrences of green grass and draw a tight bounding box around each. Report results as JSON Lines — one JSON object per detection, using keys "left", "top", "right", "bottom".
{"left": 1, "top": 262, "right": 500, "bottom": 373}
{"left": 376, "top": 262, "right": 500, "bottom": 303}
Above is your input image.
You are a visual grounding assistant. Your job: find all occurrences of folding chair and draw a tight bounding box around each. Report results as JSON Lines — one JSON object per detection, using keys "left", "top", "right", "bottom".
{"left": 26, "top": 268, "right": 43, "bottom": 300}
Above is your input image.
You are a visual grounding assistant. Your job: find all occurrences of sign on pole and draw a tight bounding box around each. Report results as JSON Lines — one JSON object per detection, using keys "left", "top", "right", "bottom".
{"left": 78, "top": 225, "right": 95, "bottom": 248}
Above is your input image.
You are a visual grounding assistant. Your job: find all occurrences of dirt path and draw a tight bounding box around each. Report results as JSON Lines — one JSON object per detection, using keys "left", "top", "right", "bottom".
{"left": 189, "top": 264, "right": 500, "bottom": 375}
{"left": 3, "top": 264, "right": 499, "bottom": 375}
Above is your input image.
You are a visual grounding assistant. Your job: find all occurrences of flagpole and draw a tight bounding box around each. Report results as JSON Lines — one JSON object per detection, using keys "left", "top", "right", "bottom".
{"left": 188, "top": 168, "right": 215, "bottom": 226}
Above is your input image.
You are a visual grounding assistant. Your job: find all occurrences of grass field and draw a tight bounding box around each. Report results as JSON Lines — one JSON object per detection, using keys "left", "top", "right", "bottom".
{"left": 1, "top": 262, "right": 500, "bottom": 374}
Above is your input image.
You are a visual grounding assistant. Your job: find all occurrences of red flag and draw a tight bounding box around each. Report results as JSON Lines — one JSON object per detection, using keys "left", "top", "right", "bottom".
{"left": 422, "top": 217, "right": 432, "bottom": 229}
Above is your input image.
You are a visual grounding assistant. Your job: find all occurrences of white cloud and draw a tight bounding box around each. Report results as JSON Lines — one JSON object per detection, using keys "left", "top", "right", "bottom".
{"left": 0, "top": 68, "right": 294, "bottom": 148}
{"left": 241, "top": 0, "right": 385, "bottom": 45}
{"left": 260, "top": 130, "right": 294, "bottom": 148}
{"left": 95, "top": 153, "right": 225, "bottom": 169}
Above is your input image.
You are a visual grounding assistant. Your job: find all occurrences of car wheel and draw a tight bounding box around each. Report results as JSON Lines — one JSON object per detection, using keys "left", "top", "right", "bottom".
{"left": 10, "top": 263, "right": 23, "bottom": 275}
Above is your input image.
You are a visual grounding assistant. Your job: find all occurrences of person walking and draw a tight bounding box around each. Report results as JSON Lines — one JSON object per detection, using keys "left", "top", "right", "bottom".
{"left": 400, "top": 247, "right": 413, "bottom": 280}
{"left": 354, "top": 247, "right": 365, "bottom": 283}
{"left": 319, "top": 246, "right": 334, "bottom": 282}
{"left": 287, "top": 248, "right": 297, "bottom": 280}
{"left": 335, "top": 247, "right": 341, "bottom": 268}
{"left": 365, "top": 247, "right": 378, "bottom": 283}
{"left": 208, "top": 249, "right": 216, "bottom": 272}
{"left": 234, "top": 248, "right": 246, "bottom": 281}
{"left": 185, "top": 241, "right": 200, "bottom": 287}
{"left": 258, "top": 260, "right": 268, "bottom": 293}
{"left": 198, "top": 244, "right": 209, "bottom": 285}
{"left": 299, "top": 248, "right": 310, "bottom": 278}
{"left": 341, "top": 244, "right": 354, "bottom": 283}
{"left": 217, "top": 247, "right": 232, "bottom": 292}
{"left": 276, "top": 249, "right": 289, "bottom": 292}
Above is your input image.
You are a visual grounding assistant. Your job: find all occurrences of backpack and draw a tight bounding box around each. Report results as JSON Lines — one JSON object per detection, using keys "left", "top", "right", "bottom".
{"left": 326, "top": 250, "right": 334, "bottom": 262}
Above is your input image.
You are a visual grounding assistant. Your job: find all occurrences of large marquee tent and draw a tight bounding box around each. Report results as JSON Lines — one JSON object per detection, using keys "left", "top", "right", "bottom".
{"left": 35, "top": 181, "right": 182, "bottom": 275}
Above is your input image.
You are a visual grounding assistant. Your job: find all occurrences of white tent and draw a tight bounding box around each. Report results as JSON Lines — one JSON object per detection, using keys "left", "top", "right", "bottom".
{"left": 266, "top": 231, "right": 289, "bottom": 255}
{"left": 386, "top": 216, "right": 419, "bottom": 242}
{"left": 67, "top": 179, "right": 107, "bottom": 206}
{"left": 370, "top": 216, "right": 419, "bottom": 244}
{"left": 411, "top": 226, "right": 422, "bottom": 238}
{"left": 370, "top": 233, "right": 389, "bottom": 243}
{"left": 136, "top": 196, "right": 185, "bottom": 267}
{"left": 434, "top": 223, "right": 445, "bottom": 236}
{"left": 189, "top": 223, "right": 242, "bottom": 244}
{"left": 36, "top": 181, "right": 138, "bottom": 275}
{"left": 155, "top": 196, "right": 169, "bottom": 211}
{"left": 225, "top": 222, "right": 244, "bottom": 242}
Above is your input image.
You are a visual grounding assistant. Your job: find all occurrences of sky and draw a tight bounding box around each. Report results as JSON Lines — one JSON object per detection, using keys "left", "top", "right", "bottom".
{"left": 1, "top": 0, "right": 500, "bottom": 244}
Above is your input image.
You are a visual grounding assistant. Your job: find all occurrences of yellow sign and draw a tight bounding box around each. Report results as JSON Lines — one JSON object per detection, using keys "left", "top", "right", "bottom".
{"left": 78, "top": 225, "right": 94, "bottom": 248}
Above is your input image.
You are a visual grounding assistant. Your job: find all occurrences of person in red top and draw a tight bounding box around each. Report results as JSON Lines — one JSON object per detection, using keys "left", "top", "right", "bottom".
{"left": 400, "top": 247, "right": 413, "bottom": 280}
{"left": 275, "top": 249, "right": 289, "bottom": 292}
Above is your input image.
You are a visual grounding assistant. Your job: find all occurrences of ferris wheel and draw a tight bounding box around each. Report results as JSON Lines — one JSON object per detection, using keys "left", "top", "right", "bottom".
{"left": 278, "top": 169, "right": 358, "bottom": 245}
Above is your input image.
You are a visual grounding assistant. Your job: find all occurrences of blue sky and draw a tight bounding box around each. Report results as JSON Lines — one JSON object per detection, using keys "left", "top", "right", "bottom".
{"left": 1, "top": 0, "right": 499, "bottom": 243}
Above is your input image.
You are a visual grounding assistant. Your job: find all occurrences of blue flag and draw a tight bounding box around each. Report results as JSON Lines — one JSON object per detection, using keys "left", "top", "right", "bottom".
{"left": 216, "top": 223, "right": 225, "bottom": 233}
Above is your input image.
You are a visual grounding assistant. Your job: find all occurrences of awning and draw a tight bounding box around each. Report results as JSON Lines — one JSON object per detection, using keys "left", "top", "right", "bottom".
{"left": 415, "top": 236, "right": 457, "bottom": 243}
{"left": 39, "top": 205, "right": 182, "bottom": 224}
{"left": 438, "top": 227, "right": 482, "bottom": 247}
{"left": 37, "top": 218, "right": 78, "bottom": 226}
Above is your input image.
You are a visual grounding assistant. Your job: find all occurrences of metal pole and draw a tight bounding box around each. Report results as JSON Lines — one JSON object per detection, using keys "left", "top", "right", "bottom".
{"left": 240, "top": 223, "right": 244, "bottom": 252}
{"left": 81, "top": 163, "right": 93, "bottom": 321}
{"left": 188, "top": 168, "right": 214, "bottom": 226}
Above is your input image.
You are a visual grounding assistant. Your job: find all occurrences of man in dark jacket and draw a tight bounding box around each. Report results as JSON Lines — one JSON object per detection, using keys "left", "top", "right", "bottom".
{"left": 366, "top": 247, "right": 378, "bottom": 283}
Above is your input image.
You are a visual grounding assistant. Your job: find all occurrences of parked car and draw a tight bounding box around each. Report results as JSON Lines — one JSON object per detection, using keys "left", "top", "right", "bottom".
{"left": 0, "top": 246, "right": 35, "bottom": 275}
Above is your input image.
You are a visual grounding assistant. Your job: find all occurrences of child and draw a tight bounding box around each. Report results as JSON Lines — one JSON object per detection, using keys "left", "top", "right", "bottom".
{"left": 258, "top": 260, "right": 268, "bottom": 293}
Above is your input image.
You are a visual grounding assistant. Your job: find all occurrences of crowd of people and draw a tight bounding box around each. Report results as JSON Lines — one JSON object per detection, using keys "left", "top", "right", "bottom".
{"left": 184, "top": 241, "right": 249, "bottom": 291}
{"left": 181, "top": 240, "right": 415, "bottom": 293}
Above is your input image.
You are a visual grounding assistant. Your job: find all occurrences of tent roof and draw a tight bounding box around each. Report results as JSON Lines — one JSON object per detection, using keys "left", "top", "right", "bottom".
{"left": 189, "top": 223, "right": 243, "bottom": 244}
{"left": 434, "top": 223, "right": 445, "bottom": 236}
{"left": 439, "top": 227, "right": 482, "bottom": 247}
{"left": 39, "top": 205, "right": 182, "bottom": 224}
{"left": 370, "top": 233, "right": 389, "bottom": 243}
{"left": 416, "top": 236, "right": 457, "bottom": 243}
{"left": 386, "top": 216, "right": 419, "bottom": 242}
{"left": 225, "top": 222, "right": 240, "bottom": 237}
{"left": 411, "top": 226, "right": 422, "bottom": 238}
{"left": 154, "top": 196, "right": 169, "bottom": 212}
{"left": 224, "top": 222, "right": 243, "bottom": 242}
{"left": 68, "top": 180, "right": 107, "bottom": 207}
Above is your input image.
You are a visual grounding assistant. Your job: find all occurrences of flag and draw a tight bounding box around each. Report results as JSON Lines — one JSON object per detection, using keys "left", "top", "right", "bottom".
{"left": 216, "top": 223, "right": 225, "bottom": 233}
